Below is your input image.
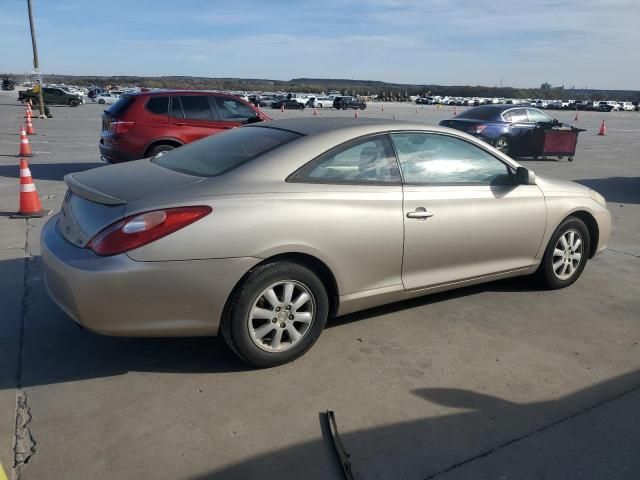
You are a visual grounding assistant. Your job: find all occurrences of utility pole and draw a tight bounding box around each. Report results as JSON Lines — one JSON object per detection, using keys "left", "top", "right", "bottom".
{"left": 26, "top": 0, "right": 45, "bottom": 118}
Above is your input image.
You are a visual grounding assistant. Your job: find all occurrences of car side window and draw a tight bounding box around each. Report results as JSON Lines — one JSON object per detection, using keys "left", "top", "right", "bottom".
{"left": 290, "top": 135, "right": 401, "bottom": 184}
{"left": 179, "top": 95, "right": 213, "bottom": 121}
{"left": 213, "top": 97, "right": 256, "bottom": 122}
{"left": 527, "top": 108, "right": 552, "bottom": 123}
{"left": 169, "top": 96, "right": 184, "bottom": 119}
{"left": 146, "top": 96, "right": 169, "bottom": 115}
{"left": 390, "top": 133, "right": 512, "bottom": 185}
{"left": 508, "top": 109, "right": 529, "bottom": 122}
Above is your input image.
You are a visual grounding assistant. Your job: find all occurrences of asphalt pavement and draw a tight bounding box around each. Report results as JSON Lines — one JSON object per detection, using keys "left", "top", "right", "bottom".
{"left": 0, "top": 91, "right": 639, "bottom": 479}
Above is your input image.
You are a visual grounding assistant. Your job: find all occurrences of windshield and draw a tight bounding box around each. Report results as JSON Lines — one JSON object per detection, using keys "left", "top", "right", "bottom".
{"left": 153, "top": 126, "right": 302, "bottom": 177}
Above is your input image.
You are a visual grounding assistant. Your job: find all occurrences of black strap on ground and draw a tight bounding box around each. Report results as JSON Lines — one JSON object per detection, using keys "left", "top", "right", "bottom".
{"left": 325, "top": 410, "right": 355, "bottom": 480}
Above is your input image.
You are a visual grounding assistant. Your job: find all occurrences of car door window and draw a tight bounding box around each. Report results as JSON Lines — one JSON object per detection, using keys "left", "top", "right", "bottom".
{"left": 146, "top": 96, "right": 169, "bottom": 115}
{"left": 527, "top": 108, "right": 552, "bottom": 123}
{"left": 290, "top": 135, "right": 401, "bottom": 184}
{"left": 169, "top": 96, "right": 184, "bottom": 119}
{"left": 390, "top": 133, "right": 512, "bottom": 185}
{"left": 213, "top": 97, "right": 256, "bottom": 122}
{"left": 179, "top": 95, "right": 213, "bottom": 121}
{"left": 506, "top": 109, "right": 529, "bottom": 122}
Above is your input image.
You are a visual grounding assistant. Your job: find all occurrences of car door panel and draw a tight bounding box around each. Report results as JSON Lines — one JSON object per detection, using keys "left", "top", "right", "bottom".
{"left": 402, "top": 184, "right": 546, "bottom": 290}
{"left": 391, "top": 131, "right": 547, "bottom": 290}
{"left": 169, "top": 95, "right": 225, "bottom": 143}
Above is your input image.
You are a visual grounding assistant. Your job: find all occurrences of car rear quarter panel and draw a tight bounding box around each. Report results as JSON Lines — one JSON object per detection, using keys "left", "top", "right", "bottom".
{"left": 127, "top": 187, "right": 405, "bottom": 297}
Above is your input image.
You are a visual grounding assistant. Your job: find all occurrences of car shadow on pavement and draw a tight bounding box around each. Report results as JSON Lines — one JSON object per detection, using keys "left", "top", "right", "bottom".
{"left": 0, "top": 162, "right": 105, "bottom": 181}
{"left": 0, "top": 256, "right": 251, "bottom": 392}
{"left": 328, "top": 275, "right": 541, "bottom": 330}
{"left": 0, "top": 257, "right": 547, "bottom": 391}
{"left": 576, "top": 177, "right": 640, "bottom": 205}
{"left": 184, "top": 369, "right": 640, "bottom": 480}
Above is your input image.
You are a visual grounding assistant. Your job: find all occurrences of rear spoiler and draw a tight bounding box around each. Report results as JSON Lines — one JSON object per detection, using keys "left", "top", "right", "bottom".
{"left": 64, "top": 173, "right": 126, "bottom": 205}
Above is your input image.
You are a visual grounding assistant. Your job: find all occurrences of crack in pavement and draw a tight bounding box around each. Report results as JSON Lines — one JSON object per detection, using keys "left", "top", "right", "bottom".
{"left": 12, "top": 220, "right": 36, "bottom": 480}
{"left": 607, "top": 248, "right": 640, "bottom": 259}
{"left": 423, "top": 382, "right": 640, "bottom": 479}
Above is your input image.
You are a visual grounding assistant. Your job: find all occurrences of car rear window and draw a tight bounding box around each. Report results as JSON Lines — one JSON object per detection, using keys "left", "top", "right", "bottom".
{"left": 456, "top": 106, "right": 500, "bottom": 120}
{"left": 105, "top": 95, "right": 134, "bottom": 116}
{"left": 153, "top": 126, "right": 302, "bottom": 177}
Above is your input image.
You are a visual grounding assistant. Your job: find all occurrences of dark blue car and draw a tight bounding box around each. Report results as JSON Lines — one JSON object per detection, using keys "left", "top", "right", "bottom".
{"left": 439, "top": 105, "right": 556, "bottom": 157}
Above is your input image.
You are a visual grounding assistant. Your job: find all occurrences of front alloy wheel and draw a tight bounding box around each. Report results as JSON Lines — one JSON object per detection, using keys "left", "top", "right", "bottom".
{"left": 539, "top": 216, "right": 590, "bottom": 289}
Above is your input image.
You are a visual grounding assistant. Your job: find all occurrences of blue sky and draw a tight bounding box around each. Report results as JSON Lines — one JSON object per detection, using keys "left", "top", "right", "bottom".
{"left": 2, "top": 0, "right": 639, "bottom": 89}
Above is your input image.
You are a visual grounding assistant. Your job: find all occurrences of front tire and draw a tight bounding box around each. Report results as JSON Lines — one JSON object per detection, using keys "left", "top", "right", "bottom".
{"left": 538, "top": 216, "right": 590, "bottom": 289}
{"left": 98, "top": 99, "right": 105, "bottom": 104}
{"left": 221, "top": 262, "right": 329, "bottom": 367}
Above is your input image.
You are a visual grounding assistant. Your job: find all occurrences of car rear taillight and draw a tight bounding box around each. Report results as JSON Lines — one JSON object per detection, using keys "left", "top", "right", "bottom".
{"left": 468, "top": 125, "right": 487, "bottom": 134}
{"left": 110, "top": 121, "right": 135, "bottom": 135}
{"left": 87, "top": 206, "right": 212, "bottom": 256}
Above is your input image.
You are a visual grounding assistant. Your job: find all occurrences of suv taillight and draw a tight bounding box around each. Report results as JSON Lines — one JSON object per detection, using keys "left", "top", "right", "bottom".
{"left": 87, "top": 206, "right": 212, "bottom": 256}
{"left": 110, "top": 121, "right": 135, "bottom": 135}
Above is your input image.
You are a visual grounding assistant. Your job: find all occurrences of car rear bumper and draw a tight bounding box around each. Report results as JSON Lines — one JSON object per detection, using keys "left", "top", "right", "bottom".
{"left": 41, "top": 214, "right": 259, "bottom": 337}
{"left": 99, "top": 140, "right": 140, "bottom": 163}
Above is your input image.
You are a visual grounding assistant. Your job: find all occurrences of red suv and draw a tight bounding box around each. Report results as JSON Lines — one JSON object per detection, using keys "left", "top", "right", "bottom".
{"left": 99, "top": 90, "right": 270, "bottom": 163}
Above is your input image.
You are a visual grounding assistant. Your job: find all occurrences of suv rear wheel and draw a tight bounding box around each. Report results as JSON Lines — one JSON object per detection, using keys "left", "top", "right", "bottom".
{"left": 147, "top": 144, "right": 176, "bottom": 158}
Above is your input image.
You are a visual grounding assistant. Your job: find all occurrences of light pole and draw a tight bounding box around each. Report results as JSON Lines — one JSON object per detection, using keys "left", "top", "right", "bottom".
{"left": 26, "top": 0, "right": 45, "bottom": 118}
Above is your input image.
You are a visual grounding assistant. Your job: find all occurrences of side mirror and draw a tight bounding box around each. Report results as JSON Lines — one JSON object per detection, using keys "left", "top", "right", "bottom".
{"left": 516, "top": 166, "right": 536, "bottom": 185}
{"left": 245, "top": 115, "right": 262, "bottom": 124}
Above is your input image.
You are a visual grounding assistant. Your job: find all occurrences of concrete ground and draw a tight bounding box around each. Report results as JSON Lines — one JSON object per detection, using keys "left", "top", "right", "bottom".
{"left": 0, "top": 91, "right": 639, "bottom": 480}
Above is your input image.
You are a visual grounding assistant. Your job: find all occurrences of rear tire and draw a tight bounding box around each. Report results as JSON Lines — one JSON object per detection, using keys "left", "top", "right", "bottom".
{"left": 147, "top": 144, "right": 176, "bottom": 158}
{"left": 98, "top": 99, "right": 105, "bottom": 104}
{"left": 494, "top": 135, "right": 511, "bottom": 155}
{"left": 69, "top": 100, "right": 79, "bottom": 107}
{"left": 221, "top": 262, "right": 328, "bottom": 367}
{"left": 537, "top": 216, "right": 590, "bottom": 289}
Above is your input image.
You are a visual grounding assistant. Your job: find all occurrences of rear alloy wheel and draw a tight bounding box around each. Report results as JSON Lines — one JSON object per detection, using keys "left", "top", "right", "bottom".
{"left": 538, "top": 217, "right": 590, "bottom": 289}
{"left": 98, "top": 99, "right": 105, "bottom": 104}
{"left": 147, "top": 144, "right": 176, "bottom": 158}
{"left": 69, "top": 100, "right": 79, "bottom": 107}
{"left": 222, "top": 262, "right": 328, "bottom": 367}
{"left": 494, "top": 135, "right": 511, "bottom": 155}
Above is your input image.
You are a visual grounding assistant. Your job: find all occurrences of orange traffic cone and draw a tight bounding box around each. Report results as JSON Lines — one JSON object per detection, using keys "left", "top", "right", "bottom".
{"left": 25, "top": 104, "right": 32, "bottom": 119}
{"left": 453, "top": 107, "right": 457, "bottom": 116}
{"left": 313, "top": 108, "right": 318, "bottom": 116}
{"left": 598, "top": 120, "right": 607, "bottom": 136}
{"left": 354, "top": 110, "right": 359, "bottom": 118}
{"left": 574, "top": 112, "right": 579, "bottom": 121}
{"left": 18, "top": 125, "right": 33, "bottom": 156}
{"left": 381, "top": 105, "right": 384, "bottom": 111}
{"left": 10, "top": 158, "right": 51, "bottom": 219}
{"left": 25, "top": 116, "right": 36, "bottom": 135}
{"left": 280, "top": 104, "right": 285, "bottom": 113}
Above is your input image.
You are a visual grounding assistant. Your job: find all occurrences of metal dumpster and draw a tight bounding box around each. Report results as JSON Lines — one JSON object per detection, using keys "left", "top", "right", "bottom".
{"left": 532, "top": 123, "right": 585, "bottom": 161}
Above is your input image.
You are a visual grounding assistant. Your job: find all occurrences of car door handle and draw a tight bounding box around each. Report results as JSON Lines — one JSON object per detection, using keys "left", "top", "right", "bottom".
{"left": 173, "top": 122, "right": 186, "bottom": 126}
{"left": 406, "top": 208, "right": 434, "bottom": 219}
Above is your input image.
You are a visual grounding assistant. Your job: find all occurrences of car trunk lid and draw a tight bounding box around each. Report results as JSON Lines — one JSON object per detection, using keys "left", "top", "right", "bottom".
{"left": 58, "top": 160, "right": 203, "bottom": 247}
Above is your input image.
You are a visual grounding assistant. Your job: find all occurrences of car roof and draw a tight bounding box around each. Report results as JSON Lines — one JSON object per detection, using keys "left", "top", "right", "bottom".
{"left": 250, "top": 117, "right": 440, "bottom": 136}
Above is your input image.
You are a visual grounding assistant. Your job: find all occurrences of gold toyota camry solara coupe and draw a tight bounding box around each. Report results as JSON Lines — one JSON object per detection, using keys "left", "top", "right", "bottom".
{"left": 42, "top": 118, "right": 611, "bottom": 367}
